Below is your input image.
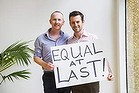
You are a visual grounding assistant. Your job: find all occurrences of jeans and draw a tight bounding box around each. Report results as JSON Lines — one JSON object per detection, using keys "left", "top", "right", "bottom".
{"left": 42, "top": 71, "right": 71, "bottom": 93}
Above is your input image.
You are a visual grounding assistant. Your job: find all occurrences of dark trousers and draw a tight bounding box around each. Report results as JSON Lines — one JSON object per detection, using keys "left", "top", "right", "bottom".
{"left": 72, "top": 82, "right": 99, "bottom": 93}
{"left": 42, "top": 71, "right": 71, "bottom": 93}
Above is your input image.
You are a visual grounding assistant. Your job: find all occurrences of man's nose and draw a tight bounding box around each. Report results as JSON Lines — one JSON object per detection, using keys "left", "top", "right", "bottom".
{"left": 74, "top": 22, "right": 78, "bottom": 26}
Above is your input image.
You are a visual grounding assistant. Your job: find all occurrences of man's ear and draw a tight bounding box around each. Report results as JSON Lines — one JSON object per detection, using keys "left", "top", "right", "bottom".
{"left": 63, "top": 20, "right": 65, "bottom": 24}
{"left": 49, "top": 19, "right": 51, "bottom": 24}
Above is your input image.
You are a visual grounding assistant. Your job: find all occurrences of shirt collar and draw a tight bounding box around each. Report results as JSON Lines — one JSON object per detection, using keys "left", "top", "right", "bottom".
{"left": 72, "top": 30, "right": 89, "bottom": 39}
{"left": 45, "top": 28, "right": 64, "bottom": 38}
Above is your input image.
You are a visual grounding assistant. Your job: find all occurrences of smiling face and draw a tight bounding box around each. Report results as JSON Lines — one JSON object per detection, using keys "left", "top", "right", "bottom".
{"left": 69, "top": 15, "right": 84, "bottom": 34}
{"left": 49, "top": 12, "right": 65, "bottom": 31}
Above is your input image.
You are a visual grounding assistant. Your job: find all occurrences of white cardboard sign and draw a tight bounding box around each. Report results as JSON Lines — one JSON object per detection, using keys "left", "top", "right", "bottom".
{"left": 51, "top": 40, "right": 108, "bottom": 88}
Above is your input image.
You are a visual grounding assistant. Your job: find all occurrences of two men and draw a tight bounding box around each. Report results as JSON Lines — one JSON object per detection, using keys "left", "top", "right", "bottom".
{"left": 34, "top": 10, "right": 114, "bottom": 93}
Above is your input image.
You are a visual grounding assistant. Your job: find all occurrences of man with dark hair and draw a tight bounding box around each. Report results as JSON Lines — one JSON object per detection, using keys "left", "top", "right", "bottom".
{"left": 68, "top": 10, "right": 114, "bottom": 93}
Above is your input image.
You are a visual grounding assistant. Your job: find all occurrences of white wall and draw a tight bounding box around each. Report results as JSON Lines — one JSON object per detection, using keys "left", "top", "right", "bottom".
{"left": 0, "top": 0, "right": 125, "bottom": 93}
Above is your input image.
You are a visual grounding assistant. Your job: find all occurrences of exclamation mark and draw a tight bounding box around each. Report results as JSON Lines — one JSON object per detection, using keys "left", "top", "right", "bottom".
{"left": 102, "top": 58, "right": 105, "bottom": 77}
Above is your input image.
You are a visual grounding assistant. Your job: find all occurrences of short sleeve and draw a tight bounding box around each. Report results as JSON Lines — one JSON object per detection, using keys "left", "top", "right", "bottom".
{"left": 34, "top": 38, "right": 42, "bottom": 58}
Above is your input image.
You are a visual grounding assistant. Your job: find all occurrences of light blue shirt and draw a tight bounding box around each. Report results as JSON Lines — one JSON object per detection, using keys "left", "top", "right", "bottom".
{"left": 34, "top": 28, "right": 69, "bottom": 64}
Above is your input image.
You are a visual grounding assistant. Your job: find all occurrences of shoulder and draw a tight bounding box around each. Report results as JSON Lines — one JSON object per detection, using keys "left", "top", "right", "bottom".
{"left": 61, "top": 31, "right": 70, "bottom": 39}
{"left": 67, "top": 36, "right": 75, "bottom": 44}
{"left": 34, "top": 33, "right": 46, "bottom": 45}
{"left": 61, "top": 31, "right": 69, "bottom": 36}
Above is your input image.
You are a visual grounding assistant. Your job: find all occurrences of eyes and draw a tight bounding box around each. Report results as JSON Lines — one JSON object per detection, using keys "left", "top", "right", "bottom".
{"left": 70, "top": 21, "right": 81, "bottom": 25}
{"left": 52, "top": 18, "right": 62, "bottom": 22}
